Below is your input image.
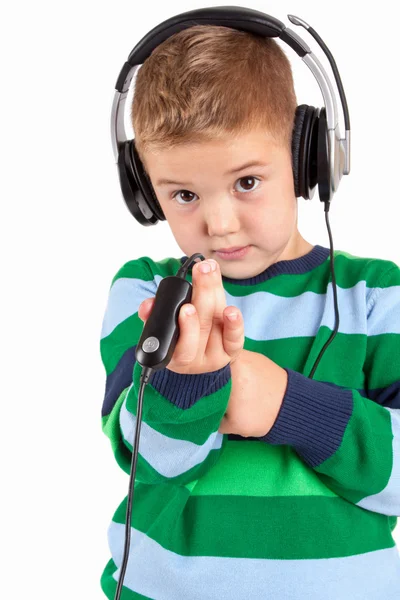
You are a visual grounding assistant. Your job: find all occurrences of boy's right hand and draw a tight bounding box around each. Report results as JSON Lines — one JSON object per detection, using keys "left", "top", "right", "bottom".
{"left": 138, "top": 258, "right": 245, "bottom": 375}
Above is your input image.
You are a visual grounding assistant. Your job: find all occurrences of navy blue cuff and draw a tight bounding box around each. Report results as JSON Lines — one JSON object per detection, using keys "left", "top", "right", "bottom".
{"left": 258, "top": 368, "right": 353, "bottom": 468}
{"left": 147, "top": 362, "right": 232, "bottom": 410}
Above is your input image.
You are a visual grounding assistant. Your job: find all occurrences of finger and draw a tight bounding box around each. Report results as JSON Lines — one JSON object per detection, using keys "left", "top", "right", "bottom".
{"left": 168, "top": 303, "right": 200, "bottom": 369}
{"left": 138, "top": 297, "right": 155, "bottom": 322}
{"left": 202, "top": 258, "right": 230, "bottom": 357}
{"left": 222, "top": 307, "right": 245, "bottom": 359}
{"left": 207, "top": 258, "right": 227, "bottom": 320}
{"left": 190, "top": 260, "right": 217, "bottom": 356}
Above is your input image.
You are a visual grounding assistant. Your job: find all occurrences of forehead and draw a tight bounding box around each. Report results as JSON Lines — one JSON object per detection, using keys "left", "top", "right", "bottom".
{"left": 144, "top": 128, "right": 284, "bottom": 182}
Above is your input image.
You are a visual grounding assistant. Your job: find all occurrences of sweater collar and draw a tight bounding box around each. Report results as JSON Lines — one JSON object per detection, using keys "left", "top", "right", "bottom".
{"left": 180, "top": 244, "right": 330, "bottom": 286}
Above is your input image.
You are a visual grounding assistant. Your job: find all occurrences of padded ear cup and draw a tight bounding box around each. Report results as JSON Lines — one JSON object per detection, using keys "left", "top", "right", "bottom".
{"left": 129, "top": 139, "right": 166, "bottom": 223}
{"left": 316, "top": 107, "right": 331, "bottom": 203}
{"left": 116, "top": 139, "right": 166, "bottom": 225}
{"left": 291, "top": 104, "right": 319, "bottom": 200}
{"left": 291, "top": 105, "right": 307, "bottom": 198}
{"left": 116, "top": 141, "right": 155, "bottom": 225}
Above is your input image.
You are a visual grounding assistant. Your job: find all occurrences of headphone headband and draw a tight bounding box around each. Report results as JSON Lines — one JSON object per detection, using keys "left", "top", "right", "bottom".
{"left": 120, "top": 7, "right": 306, "bottom": 78}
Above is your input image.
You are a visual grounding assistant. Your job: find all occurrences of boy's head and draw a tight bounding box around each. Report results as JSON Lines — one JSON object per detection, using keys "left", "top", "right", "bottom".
{"left": 131, "top": 25, "right": 312, "bottom": 279}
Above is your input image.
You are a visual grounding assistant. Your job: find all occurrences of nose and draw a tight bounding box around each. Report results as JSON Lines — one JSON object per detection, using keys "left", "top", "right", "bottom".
{"left": 203, "top": 197, "right": 241, "bottom": 238}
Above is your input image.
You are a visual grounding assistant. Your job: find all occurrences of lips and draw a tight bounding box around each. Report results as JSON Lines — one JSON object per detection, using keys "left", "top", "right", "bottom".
{"left": 215, "top": 246, "right": 246, "bottom": 253}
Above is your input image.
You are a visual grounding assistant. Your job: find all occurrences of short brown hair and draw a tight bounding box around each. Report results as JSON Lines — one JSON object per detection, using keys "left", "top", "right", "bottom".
{"left": 131, "top": 25, "right": 297, "bottom": 168}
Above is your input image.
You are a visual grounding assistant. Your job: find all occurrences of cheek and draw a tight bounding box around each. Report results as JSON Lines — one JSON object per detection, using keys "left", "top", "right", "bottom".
{"left": 163, "top": 210, "right": 198, "bottom": 246}
{"left": 247, "top": 190, "right": 295, "bottom": 235}
{"left": 161, "top": 204, "right": 184, "bottom": 231}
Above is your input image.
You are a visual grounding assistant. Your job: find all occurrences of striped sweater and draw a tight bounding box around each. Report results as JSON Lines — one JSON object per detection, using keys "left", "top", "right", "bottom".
{"left": 99, "top": 244, "right": 400, "bottom": 600}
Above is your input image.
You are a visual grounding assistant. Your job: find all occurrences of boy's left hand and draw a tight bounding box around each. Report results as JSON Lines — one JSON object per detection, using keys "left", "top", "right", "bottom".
{"left": 219, "top": 349, "right": 288, "bottom": 438}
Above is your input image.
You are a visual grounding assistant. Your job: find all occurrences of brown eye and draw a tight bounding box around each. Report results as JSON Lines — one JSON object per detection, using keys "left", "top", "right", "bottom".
{"left": 173, "top": 190, "right": 198, "bottom": 205}
{"left": 235, "top": 176, "right": 261, "bottom": 193}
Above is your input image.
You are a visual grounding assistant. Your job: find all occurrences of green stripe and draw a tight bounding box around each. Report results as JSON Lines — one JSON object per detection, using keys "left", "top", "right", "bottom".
{"left": 365, "top": 333, "right": 400, "bottom": 388}
{"left": 110, "top": 257, "right": 152, "bottom": 287}
{"left": 112, "top": 484, "right": 395, "bottom": 559}
{"left": 101, "top": 312, "right": 143, "bottom": 375}
{"left": 247, "top": 329, "right": 367, "bottom": 387}
{"left": 314, "top": 390, "right": 394, "bottom": 502}
{"left": 187, "top": 440, "right": 337, "bottom": 497}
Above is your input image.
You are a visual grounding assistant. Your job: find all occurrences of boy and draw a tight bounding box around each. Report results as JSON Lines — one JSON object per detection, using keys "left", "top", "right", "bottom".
{"left": 100, "top": 24, "right": 400, "bottom": 599}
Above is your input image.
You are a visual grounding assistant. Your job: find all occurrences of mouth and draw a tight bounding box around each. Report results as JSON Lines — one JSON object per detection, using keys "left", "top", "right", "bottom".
{"left": 214, "top": 246, "right": 247, "bottom": 253}
{"left": 214, "top": 246, "right": 251, "bottom": 259}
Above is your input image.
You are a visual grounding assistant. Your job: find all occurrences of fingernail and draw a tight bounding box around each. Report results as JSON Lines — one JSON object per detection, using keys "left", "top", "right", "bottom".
{"left": 199, "top": 262, "right": 211, "bottom": 274}
{"left": 184, "top": 305, "right": 196, "bottom": 316}
{"left": 226, "top": 312, "right": 238, "bottom": 321}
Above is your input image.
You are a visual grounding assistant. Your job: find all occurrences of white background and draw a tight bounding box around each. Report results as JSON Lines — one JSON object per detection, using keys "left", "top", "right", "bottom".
{"left": 2, "top": 0, "right": 399, "bottom": 597}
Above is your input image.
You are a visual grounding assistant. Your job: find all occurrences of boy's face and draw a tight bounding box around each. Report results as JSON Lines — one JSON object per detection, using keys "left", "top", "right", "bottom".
{"left": 143, "top": 127, "right": 312, "bottom": 279}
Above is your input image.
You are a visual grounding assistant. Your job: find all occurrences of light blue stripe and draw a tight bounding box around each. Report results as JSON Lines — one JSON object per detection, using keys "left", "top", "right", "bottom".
{"left": 236, "top": 281, "right": 367, "bottom": 340}
{"left": 101, "top": 276, "right": 158, "bottom": 339}
{"left": 119, "top": 386, "right": 223, "bottom": 478}
{"left": 107, "top": 523, "right": 400, "bottom": 600}
{"left": 101, "top": 275, "right": 400, "bottom": 342}
{"left": 357, "top": 408, "right": 400, "bottom": 516}
{"left": 368, "top": 287, "right": 400, "bottom": 335}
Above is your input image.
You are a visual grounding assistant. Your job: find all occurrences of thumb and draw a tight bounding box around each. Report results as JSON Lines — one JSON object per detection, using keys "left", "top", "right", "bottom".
{"left": 138, "top": 297, "right": 155, "bottom": 322}
{"left": 222, "top": 307, "right": 244, "bottom": 358}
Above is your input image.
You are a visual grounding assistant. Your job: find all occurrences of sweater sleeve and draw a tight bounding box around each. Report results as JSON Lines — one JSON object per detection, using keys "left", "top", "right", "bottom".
{"left": 259, "top": 263, "right": 400, "bottom": 517}
{"left": 100, "top": 257, "right": 232, "bottom": 486}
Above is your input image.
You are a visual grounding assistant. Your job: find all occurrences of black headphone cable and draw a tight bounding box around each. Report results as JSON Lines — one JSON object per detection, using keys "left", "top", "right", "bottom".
{"left": 114, "top": 366, "right": 152, "bottom": 600}
{"left": 114, "top": 254, "right": 204, "bottom": 600}
{"left": 308, "top": 200, "right": 340, "bottom": 379}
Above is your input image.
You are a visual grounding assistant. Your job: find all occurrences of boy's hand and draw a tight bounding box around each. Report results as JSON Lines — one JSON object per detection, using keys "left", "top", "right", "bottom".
{"left": 138, "top": 258, "right": 245, "bottom": 375}
{"left": 219, "top": 350, "right": 288, "bottom": 438}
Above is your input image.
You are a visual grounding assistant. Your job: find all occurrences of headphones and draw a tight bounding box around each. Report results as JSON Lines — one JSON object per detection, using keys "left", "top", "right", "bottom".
{"left": 110, "top": 5, "right": 351, "bottom": 226}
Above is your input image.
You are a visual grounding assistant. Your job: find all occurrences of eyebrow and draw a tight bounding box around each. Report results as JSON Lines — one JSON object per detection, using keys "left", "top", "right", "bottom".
{"left": 155, "top": 161, "right": 270, "bottom": 187}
